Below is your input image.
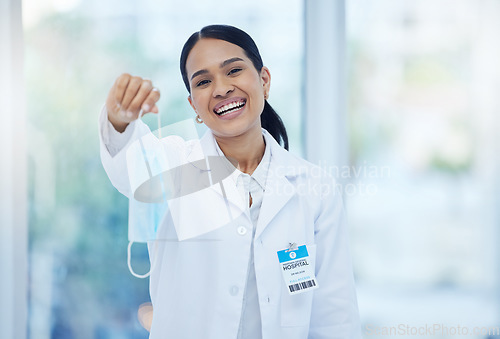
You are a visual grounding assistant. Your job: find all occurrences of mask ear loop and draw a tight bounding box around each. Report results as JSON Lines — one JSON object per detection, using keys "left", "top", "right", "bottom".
{"left": 157, "top": 111, "right": 162, "bottom": 139}
{"left": 127, "top": 240, "right": 159, "bottom": 278}
{"left": 127, "top": 108, "right": 163, "bottom": 279}
{"left": 139, "top": 108, "right": 162, "bottom": 139}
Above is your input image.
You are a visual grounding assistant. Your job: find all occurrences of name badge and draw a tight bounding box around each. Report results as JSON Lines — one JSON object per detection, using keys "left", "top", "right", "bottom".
{"left": 277, "top": 244, "right": 318, "bottom": 295}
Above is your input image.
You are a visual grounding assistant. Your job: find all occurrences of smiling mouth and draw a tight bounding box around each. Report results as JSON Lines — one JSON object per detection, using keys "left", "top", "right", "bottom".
{"left": 214, "top": 99, "right": 246, "bottom": 116}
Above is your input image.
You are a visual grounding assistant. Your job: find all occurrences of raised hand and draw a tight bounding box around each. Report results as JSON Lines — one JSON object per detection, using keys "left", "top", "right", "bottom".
{"left": 106, "top": 73, "right": 161, "bottom": 132}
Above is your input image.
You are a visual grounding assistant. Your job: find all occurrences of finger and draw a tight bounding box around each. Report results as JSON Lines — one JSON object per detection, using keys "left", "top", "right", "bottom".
{"left": 151, "top": 105, "right": 159, "bottom": 114}
{"left": 114, "top": 73, "right": 132, "bottom": 107}
{"left": 141, "top": 87, "right": 161, "bottom": 113}
{"left": 137, "top": 302, "right": 153, "bottom": 332}
{"left": 121, "top": 76, "right": 143, "bottom": 112}
{"left": 128, "top": 79, "right": 153, "bottom": 113}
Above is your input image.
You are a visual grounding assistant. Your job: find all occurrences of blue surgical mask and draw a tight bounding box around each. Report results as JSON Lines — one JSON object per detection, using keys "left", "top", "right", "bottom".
{"left": 125, "top": 118, "right": 245, "bottom": 278}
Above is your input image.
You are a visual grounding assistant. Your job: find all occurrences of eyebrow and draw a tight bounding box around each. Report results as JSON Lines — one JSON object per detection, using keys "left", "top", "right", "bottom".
{"left": 190, "top": 57, "right": 244, "bottom": 81}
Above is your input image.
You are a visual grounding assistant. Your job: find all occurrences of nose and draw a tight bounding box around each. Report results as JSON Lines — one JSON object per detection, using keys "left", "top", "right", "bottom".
{"left": 212, "top": 78, "right": 234, "bottom": 98}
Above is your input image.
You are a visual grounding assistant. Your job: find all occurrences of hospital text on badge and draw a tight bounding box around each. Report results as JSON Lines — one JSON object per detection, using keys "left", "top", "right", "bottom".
{"left": 277, "top": 245, "right": 319, "bottom": 295}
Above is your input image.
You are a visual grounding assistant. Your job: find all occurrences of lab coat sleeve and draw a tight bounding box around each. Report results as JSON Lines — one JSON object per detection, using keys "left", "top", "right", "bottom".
{"left": 308, "top": 176, "right": 362, "bottom": 339}
{"left": 98, "top": 105, "right": 152, "bottom": 198}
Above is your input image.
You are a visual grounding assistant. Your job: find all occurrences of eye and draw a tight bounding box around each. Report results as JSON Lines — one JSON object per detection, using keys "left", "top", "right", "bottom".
{"left": 228, "top": 68, "right": 242, "bottom": 76}
{"left": 196, "top": 79, "right": 210, "bottom": 87}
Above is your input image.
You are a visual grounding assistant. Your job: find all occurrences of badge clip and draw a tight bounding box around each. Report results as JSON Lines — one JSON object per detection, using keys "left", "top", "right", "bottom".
{"left": 286, "top": 242, "right": 298, "bottom": 252}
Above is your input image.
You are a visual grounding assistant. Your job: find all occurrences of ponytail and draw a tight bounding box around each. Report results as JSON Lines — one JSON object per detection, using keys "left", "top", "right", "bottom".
{"left": 261, "top": 101, "right": 289, "bottom": 151}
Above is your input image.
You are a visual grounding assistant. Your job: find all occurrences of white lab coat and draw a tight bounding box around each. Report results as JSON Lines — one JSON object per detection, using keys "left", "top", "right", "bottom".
{"left": 99, "top": 114, "right": 362, "bottom": 339}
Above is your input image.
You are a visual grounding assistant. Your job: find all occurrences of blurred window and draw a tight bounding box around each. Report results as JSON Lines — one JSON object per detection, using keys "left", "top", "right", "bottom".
{"left": 347, "top": 0, "right": 500, "bottom": 333}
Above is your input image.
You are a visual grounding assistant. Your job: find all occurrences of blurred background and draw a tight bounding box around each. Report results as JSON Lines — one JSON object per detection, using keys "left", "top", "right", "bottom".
{"left": 1, "top": 0, "right": 499, "bottom": 338}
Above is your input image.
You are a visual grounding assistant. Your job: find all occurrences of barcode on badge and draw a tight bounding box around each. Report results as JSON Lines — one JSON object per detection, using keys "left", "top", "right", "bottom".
{"left": 288, "top": 279, "right": 317, "bottom": 293}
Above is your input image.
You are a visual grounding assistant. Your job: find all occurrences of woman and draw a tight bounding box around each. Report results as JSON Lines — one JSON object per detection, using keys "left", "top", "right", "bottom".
{"left": 99, "top": 24, "right": 361, "bottom": 339}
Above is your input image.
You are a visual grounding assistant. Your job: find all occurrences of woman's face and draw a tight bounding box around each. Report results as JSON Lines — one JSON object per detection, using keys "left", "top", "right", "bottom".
{"left": 186, "top": 38, "right": 271, "bottom": 139}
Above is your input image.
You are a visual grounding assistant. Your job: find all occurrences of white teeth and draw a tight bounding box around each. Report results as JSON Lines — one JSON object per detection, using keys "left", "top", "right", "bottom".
{"left": 216, "top": 100, "right": 245, "bottom": 114}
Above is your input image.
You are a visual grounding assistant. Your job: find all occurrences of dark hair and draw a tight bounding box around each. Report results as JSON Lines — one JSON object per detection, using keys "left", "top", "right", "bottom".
{"left": 180, "top": 24, "right": 289, "bottom": 151}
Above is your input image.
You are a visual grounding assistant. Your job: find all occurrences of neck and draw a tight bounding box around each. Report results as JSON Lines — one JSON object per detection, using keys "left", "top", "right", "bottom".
{"left": 214, "top": 125, "right": 265, "bottom": 175}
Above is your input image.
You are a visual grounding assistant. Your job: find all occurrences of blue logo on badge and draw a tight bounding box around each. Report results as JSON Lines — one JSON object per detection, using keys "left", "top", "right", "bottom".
{"left": 277, "top": 245, "right": 309, "bottom": 263}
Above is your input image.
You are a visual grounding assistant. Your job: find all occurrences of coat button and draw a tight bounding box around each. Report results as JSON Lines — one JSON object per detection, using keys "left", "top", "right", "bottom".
{"left": 229, "top": 286, "right": 239, "bottom": 296}
{"left": 237, "top": 226, "right": 247, "bottom": 236}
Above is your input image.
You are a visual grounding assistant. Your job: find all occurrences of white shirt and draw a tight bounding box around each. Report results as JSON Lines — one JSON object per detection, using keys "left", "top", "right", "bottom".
{"left": 214, "top": 137, "right": 271, "bottom": 339}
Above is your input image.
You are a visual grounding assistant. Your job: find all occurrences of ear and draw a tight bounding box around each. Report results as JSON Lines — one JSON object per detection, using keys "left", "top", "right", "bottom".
{"left": 260, "top": 66, "right": 271, "bottom": 96}
{"left": 187, "top": 96, "right": 197, "bottom": 112}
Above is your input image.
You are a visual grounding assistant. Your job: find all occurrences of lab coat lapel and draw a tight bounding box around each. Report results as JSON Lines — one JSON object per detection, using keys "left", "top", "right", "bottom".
{"left": 186, "top": 128, "right": 218, "bottom": 162}
{"left": 255, "top": 166, "right": 295, "bottom": 240}
{"left": 185, "top": 128, "right": 302, "bottom": 239}
{"left": 186, "top": 129, "right": 245, "bottom": 212}
{"left": 254, "top": 130, "right": 300, "bottom": 240}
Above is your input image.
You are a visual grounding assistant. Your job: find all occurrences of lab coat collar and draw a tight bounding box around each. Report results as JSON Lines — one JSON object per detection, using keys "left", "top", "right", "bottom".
{"left": 186, "top": 127, "right": 305, "bottom": 240}
{"left": 186, "top": 128, "right": 305, "bottom": 178}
